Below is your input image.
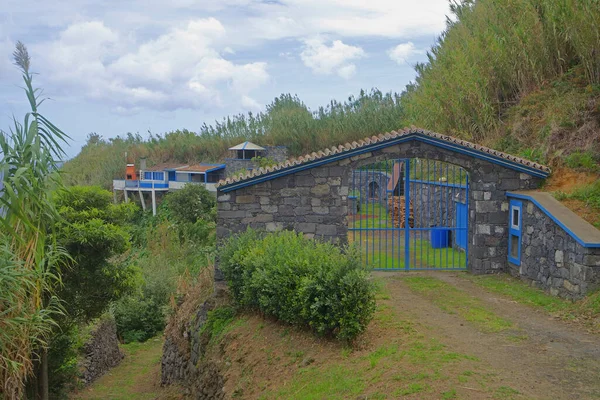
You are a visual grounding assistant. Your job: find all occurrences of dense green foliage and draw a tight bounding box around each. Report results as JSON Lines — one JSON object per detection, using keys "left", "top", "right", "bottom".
{"left": 220, "top": 230, "right": 376, "bottom": 340}
{"left": 112, "top": 185, "right": 216, "bottom": 343}
{"left": 63, "top": 91, "right": 405, "bottom": 189}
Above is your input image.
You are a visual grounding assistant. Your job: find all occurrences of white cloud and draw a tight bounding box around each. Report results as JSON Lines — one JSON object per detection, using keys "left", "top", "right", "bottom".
{"left": 300, "top": 38, "right": 364, "bottom": 79}
{"left": 32, "top": 19, "right": 269, "bottom": 113}
{"left": 387, "top": 42, "right": 422, "bottom": 65}
{"left": 243, "top": 0, "right": 450, "bottom": 42}
{"left": 337, "top": 64, "right": 356, "bottom": 80}
{"left": 241, "top": 95, "right": 262, "bottom": 111}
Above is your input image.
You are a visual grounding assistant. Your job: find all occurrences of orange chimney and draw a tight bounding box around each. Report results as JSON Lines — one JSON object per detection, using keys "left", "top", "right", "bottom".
{"left": 126, "top": 163, "right": 135, "bottom": 180}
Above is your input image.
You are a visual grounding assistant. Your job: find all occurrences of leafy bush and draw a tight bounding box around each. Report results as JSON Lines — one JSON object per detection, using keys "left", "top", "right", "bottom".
{"left": 220, "top": 230, "right": 376, "bottom": 340}
{"left": 165, "top": 184, "right": 216, "bottom": 225}
{"left": 112, "top": 294, "right": 167, "bottom": 343}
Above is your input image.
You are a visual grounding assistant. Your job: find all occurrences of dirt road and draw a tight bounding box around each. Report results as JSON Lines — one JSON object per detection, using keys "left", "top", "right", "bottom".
{"left": 381, "top": 272, "right": 600, "bottom": 400}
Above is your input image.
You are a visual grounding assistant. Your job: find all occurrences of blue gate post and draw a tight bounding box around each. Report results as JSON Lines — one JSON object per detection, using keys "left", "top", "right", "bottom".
{"left": 404, "top": 159, "right": 410, "bottom": 271}
{"left": 465, "top": 174, "right": 470, "bottom": 270}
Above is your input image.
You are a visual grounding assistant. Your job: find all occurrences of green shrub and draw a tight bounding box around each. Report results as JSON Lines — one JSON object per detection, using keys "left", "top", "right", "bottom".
{"left": 112, "top": 294, "right": 167, "bottom": 343}
{"left": 200, "top": 307, "right": 237, "bottom": 341}
{"left": 564, "top": 151, "right": 599, "bottom": 172}
{"left": 220, "top": 230, "right": 376, "bottom": 340}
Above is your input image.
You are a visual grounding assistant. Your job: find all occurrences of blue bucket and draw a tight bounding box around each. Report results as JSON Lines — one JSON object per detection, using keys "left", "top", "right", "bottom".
{"left": 430, "top": 228, "right": 450, "bottom": 248}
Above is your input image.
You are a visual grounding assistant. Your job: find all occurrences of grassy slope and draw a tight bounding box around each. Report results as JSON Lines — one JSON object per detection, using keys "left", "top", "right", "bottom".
{"left": 209, "top": 278, "right": 524, "bottom": 399}
{"left": 204, "top": 274, "right": 599, "bottom": 399}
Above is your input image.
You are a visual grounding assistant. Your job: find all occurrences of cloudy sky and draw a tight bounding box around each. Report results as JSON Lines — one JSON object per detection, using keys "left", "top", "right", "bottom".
{"left": 0, "top": 0, "right": 451, "bottom": 158}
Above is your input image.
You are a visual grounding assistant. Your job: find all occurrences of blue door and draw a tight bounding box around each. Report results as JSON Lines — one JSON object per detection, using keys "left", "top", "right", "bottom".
{"left": 168, "top": 171, "right": 176, "bottom": 181}
{"left": 455, "top": 202, "right": 468, "bottom": 250}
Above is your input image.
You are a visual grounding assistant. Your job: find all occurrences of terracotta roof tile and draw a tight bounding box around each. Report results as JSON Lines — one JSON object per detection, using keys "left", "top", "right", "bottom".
{"left": 216, "top": 127, "right": 551, "bottom": 189}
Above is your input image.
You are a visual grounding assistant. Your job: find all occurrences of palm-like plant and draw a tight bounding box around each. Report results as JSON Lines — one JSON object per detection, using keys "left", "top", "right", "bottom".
{"left": 0, "top": 42, "right": 69, "bottom": 399}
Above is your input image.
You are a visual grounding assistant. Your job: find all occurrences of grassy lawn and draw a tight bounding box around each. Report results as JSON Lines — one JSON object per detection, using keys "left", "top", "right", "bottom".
{"left": 402, "top": 276, "right": 512, "bottom": 333}
{"left": 465, "top": 274, "right": 600, "bottom": 333}
{"left": 349, "top": 233, "right": 466, "bottom": 270}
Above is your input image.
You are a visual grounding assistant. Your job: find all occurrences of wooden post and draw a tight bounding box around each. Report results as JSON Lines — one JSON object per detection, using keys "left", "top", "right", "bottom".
{"left": 124, "top": 190, "right": 129, "bottom": 203}
{"left": 113, "top": 189, "right": 117, "bottom": 204}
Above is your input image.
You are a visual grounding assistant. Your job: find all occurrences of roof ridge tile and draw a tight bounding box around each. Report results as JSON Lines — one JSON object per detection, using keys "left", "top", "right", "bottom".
{"left": 216, "top": 127, "right": 551, "bottom": 188}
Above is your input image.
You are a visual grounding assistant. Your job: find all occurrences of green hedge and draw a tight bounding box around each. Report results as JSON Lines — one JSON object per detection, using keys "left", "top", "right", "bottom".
{"left": 220, "top": 230, "right": 376, "bottom": 340}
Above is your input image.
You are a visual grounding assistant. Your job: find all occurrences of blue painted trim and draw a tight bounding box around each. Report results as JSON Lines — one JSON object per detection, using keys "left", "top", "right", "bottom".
{"left": 506, "top": 192, "right": 600, "bottom": 248}
{"left": 408, "top": 179, "right": 467, "bottom": 189}
{"left": 372, "top": 268, "right": 467, "bottom": 271}
{"left": 404, "top": 159, "right": 410, "bottom": 271}
{"left": 139, "top": 182, "right": 169, "bottom": 189}
{"left": 204, "top": 165, "right": 226, "bottom": 173}
{"left": 348, "top": 227, "right": 467, "bottom": 231}
{"left": 508, "top": 199, "right": 522, "bottom": 266}
{"left": 219, "top": 132, "right": 549, "bottom": 192}
{"left": 465, "top": 174, "right": 470, "bottom": 269}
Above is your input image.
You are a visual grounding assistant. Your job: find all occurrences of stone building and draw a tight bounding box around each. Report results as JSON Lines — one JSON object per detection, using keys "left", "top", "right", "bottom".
{"left": 214, "top": 128, "right": 600, "bottom": 298}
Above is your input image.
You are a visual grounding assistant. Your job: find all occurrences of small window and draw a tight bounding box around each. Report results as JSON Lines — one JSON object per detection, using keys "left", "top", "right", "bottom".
{"left": 508, "top": 200, "right": 523, "bottom": 266}
{"left": 510, "top": 235, "right": 519, "bottom": 259}
{"left": 511, "top": 206, "right": 520, "bottom": 229}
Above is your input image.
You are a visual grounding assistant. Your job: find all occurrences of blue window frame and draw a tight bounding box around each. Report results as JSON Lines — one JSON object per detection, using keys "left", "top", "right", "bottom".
{"left": 152, "top": 172, "right": 164, "bottom": 181}
{"left": 508, "top": 200, "right": 522, "bottom": 265}
{"left": 143, "top": 171, "right": 152, "bottom": 180}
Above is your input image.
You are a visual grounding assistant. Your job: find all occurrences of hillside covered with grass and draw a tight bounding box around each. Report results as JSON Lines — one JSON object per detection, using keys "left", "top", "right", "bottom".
{"left": 65, "top": 0, "right": 600, "bottom": 190}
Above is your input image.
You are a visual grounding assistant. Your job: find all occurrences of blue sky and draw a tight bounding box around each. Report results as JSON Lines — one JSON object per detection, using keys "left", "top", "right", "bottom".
{"left": 0, "top": 0, "right": 451, "bottom": 158}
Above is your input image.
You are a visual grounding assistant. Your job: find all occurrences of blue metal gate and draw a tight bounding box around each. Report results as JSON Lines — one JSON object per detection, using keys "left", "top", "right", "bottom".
{"left": 348, "top": 158, "right": 469, "bottom": 270}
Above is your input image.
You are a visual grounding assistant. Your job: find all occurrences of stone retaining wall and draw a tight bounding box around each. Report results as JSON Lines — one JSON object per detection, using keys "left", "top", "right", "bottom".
{"left": 510, "top": 199, "right": 600, "bottom": 298}
{"left": 161, "top": 293, "right": 228, "bottom": 399}
{"left": 217, "top": 140, "right": 542, "bottom": 274}
{"left": 79, "top": 317, "right": 124, "bottom": 385}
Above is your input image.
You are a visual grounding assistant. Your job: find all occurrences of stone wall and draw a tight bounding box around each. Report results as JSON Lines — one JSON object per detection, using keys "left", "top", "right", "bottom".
{"left": 265, "top": 146, "right": 288, "bottom": 163}
{"left": 217, "top": 140, "right": 542, "bottom": 274}
{"left": 224, "top": 158, "right": 254, "bottom": 176}
{"left": 224, "top": 146, "right": 289, "bottom": 177}
{"left": 510, "top": 199, "right": 600, "bottom": 298}
{"left": 161, "top": 292, "right": 228, "bottom": 399}
{"left": 79, "top": 317, "right": 124, "bottom": 385}
{"left": 410, "top": 181, "right": 467, "bottom": 229}
{"left": 351, "top": 170, "right": 392, "bottom": 200}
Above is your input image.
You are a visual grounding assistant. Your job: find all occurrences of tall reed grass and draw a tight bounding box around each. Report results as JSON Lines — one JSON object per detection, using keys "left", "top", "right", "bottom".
{"left": 403, "top": 0, "right": 600, "bottom": 141}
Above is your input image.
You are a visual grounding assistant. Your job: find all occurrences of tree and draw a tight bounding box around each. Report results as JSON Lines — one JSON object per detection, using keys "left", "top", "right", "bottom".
{"left": 164, "top": 184, "right": 217, "bottom": 244}
{"left": 165, "top": 183, "right": 216, "bottom": 225}
{"left": 53, "top": 186, "right": 140, "bottom": 323}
